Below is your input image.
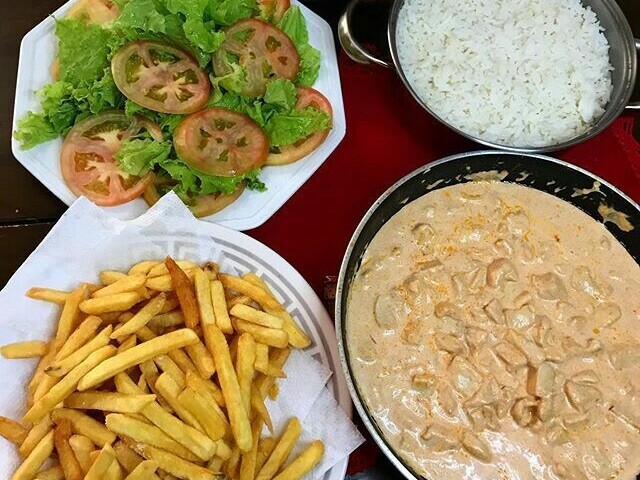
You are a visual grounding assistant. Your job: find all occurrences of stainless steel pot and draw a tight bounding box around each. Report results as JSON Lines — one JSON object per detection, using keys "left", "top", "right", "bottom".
{"left": 339, "top": 0, "right": 640, "bottom": 153}
{"left": 336, "top": 150, "right": 640, "bottom": 480}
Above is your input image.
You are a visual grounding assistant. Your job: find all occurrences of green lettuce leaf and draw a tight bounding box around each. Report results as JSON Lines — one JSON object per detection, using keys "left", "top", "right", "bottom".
{"left": 276, "top": 7, "right": 320, "bottom": 86}
{"left": 116, "top": 138, "right": 172, "bottom": 176}
{"left": 265, "top": 106, "right": 330, "bottom": 146}
{"left": 212, "top": 92, "right": 269, "bottom": 127}
{"left": 73, "top": 69, "right": 124, "bottom": 114}
{"left": 166, "top": 0, "right": 225, "bottom": 53}
{"left": 209, "top": 0, "right": 257, "bottom": 26}
{"left": 264, "top": 79, "right": 297, "bottom": 111}
{"left": 56, "top": 19, "right": 117, "bottom": 87}
{"left": 116, "top": 0, "right": 167, "bottom": 34}
{"left": 295, "top": 44, "right": 321, "bottom": 86}
{"left": 124, "top": 100, "right": 184, "bottom": 135}
{"left": 13, "top": 113, "right": 59, "bottom": 150}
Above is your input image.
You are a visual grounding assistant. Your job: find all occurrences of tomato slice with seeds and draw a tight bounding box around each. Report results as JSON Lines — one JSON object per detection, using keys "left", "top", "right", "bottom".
{"left": 213, "top": 18, "right": 300, "bottom": 97}
{"left": 174, "top": 108, "right": 269, "bottom": 177}
{"left": 267, "top": 87, "right": 333, "bottom": 166}
{"left": 112, "top": 41, "right": 211, "bottom": 115}
{"left": 144, "top": 176, "right": 245, "bottom": 218}
{"left": 60, "top": 112, "right": 153, "bottom": 206}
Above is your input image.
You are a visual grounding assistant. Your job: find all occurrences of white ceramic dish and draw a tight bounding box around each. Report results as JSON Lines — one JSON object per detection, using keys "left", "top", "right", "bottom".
{"left": 11, "top": 0, "right": 345, "bottom": 231}
{"left": 0, "top": 195, "right": 352, "bottom": 479}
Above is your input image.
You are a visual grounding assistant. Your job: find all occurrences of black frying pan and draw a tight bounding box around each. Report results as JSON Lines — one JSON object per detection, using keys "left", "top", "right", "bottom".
{"left": 336, "top": 150, "right": 640, "bottom": 480}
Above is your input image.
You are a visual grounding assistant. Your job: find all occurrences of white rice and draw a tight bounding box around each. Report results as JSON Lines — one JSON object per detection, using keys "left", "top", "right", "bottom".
{"left": 396, "top": 0, "right": 613, "bottom": 147}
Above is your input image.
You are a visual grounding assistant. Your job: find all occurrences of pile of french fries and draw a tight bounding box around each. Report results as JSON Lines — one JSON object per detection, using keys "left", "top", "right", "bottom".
{"left": 0, "top": 257, "right": 325, "bottom": 480}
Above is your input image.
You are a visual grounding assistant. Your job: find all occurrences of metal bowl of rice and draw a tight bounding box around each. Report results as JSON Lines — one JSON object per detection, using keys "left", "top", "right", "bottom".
{"left": 339, "top": 0, "right": 640, "bottom": 152}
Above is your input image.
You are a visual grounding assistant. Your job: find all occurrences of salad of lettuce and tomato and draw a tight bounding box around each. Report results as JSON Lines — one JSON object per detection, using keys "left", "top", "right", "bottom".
{"left": 14, "top": 0, "right": 332, "bottom": 216}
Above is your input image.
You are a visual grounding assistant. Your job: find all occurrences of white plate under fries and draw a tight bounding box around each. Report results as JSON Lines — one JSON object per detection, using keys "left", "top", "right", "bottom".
{"left": 11, "top": 0, "right": 345, "bottom": 231}
{"left": 0, "top": 197, "right": 352, "bottom": 479}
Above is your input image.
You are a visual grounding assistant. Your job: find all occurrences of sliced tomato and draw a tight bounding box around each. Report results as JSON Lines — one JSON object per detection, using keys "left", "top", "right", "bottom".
{"left": 112, "top": 41, "right": 210, "bottom": 115}
{"left": 174, "top": 108, "right": 269, "bottom": 177}
{"left": 267, "top": 87, "right": 333, "bottom": 166}
{"left": 67, "top": 0, "right": 120, "bottom": 24}
{"left": 213, "top": 18, "right": 300, "bottom": 97}
{"left": 60, "top": 112, "right": 152, "bottom": 206}
{"left": 144, "top": 177, "right": 245, "bottom": 217}
{"left": 258, "top": 0, "right": 290, "bottom": 22}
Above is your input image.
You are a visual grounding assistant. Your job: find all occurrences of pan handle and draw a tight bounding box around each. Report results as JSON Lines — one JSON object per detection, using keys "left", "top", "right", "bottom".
{"left": 625, "top": 39, "right": 640, "bottom": 110}
{"left": 338, "top": 0, "right": 393, "bottom": 68}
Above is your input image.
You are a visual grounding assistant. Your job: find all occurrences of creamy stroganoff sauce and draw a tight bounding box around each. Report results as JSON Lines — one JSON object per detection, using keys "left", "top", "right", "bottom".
{"left": 346, "top": 181, "right": 640, "bottom": 480}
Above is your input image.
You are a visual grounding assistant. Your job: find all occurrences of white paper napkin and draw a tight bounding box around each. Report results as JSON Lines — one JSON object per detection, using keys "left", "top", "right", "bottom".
{"left": 0, "top": 193, "right": 364, "bottom": 479}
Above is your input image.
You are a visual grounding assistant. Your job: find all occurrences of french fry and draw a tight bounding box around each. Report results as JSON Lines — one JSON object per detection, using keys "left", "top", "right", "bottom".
{"left": 178, "top": 387, "right": 226, "bottom": 441}
{"left": 227, "top": 295, "right": 252, "bottom": 309}
{"left": 243, "top": 274, "right": 311, "bottom": 349}
{"left": 111, "top": 293, "right": 166, "bottom": 339}
{"left": 53, "top": 419, "right": 84, "bottom": 480}
{"left": 105, "top": 414, "right": 201, "bottom": 463}
{"left": 269, "top": 383, "right": 279, "bottom": 400}
{"left": 255, "top": 344, "right": 269, "bottom": 374}
{"left": 185, "top": 371, "right": 226, "bottom": 409}
{"left": 136, "top": 326, "right": 198, "bottom": 376}
{"left": 84, "top": 443, "right": 116, "bottom": 480}
{"left": 154, "top": 373, "right": 201, "bottom": 430}
{"left": 219, "top": 275, "right": 282, "bottom": 313}
{"left": 124, "top": 460, "right": 159, "bottom": 480}
{"left": 203, "top": 262, "right": 219, "bottom": 280}
{"left": 46, "top": 326, "right": 113, "bottom": 377}
{"left": 272, "top": 441, "right": 324, "bottom": 480}
{"left": 25, "top": 345, "right": 117, "bottom": 423}
{"left": 236, "top": 333, "right": 256, "bottom": 415}
{"left": 165, "top": 258, "right": 200, "bottom": 329}
{"left": 154, "top": 355, "right": 186, "bottom": 389}
{"left": 204, "top": 324, "right": 252, "bottom": 452}
{"left": 105, "top": 457, "right": 125, "bottom": 480}
{"left": 185, "top": 340, "right": 216, "bottom": 379}
{"left": 55, "top": 316, "right": 102, "bottom": 361}
{"left": 69, "top": 434, "right": 96, "bottom": 474}
{"left": 239, "top": 420, "right": 263, "bottom": 480}
{"left": 148, "top": 261, "right": 198, "bottom": 278}
{"left": 255, "top": 418, "right": 302, "bottom": 480}
{"left": 51, "top": 409, "right": 116, "bottom": 447}
{"left": 92, "top": 274, "right": 146, "bottom": 298}
{"left": 130, "top": 444, "right": 218, "bottom": 480}
{"left": 19, "top": 415, "right": 53, "bottom": 457}
{"left": 128, "top": 261, "right": 160, "bottom": 276}
{"left": 0, "top": 415, "right": 28, "bottom": 444}
{"left": 118, "top": 335, "right": 137, "bottom": 353}
{"left": 64, "top": 392, "right": 156, "bottom": 413}
{"left": 100, "top": 271, "right": 127, "bottom": 285}
{"left": 0, "top": 341, "right": 48, "bottom": 359}
{"left": 256, "top": 437, "right": 277, "bottom": 473}
{"left": 34, "top": 464, "right": 64, "bottom": 480}
{"left": 32, "top": 374, "right": 59, "bottom": 404}
{"left": 225, "top": 449, "right": 241, "bottom": 479}
{"left": 210, "top": 281, "right": 233, "bottom": 334}
{"left": 232, "top": 318, "right": 289, "bottom": 348}
{"left": 194, "top": 270, "right": 215, "bottom": 326}
{"left": 78, "top": 329, "right": 199, "bottom": 391}
{"left": 113, "top": 440, "right": 143, "bottom": 473}
{"left": 148, "top": 311, "right": 184, "bottom": 330}
{"left": 207, "top": 457, "right": 223, "bottom": 472}
{"left": 257, "top": 349, "right": 291, "bottom": 400}
{"left": 55, "top": 286, "right": 87, "bottom": 347}
{"left": 215, "top": 439, "right": 233, "bottom": 461}
{"left": 139, "top": 360, "right": 173, "bottom": 412}
{"left": 251, "top": 388, "right": 274, "bottom": 433}
{"left": 26, "top": 287, "right": 69, "bottom": 305}
{"left": 230, "top": 305, "right": 284, "bottom": 329}
{"left": 80, "top": 292, "right": 142, "bottom": 315}
{"left": 12, "top": 430, "right": 54, "bottom": 480}
{"left": 114, "top": 372, "right": 216, "bottom": 462}
{"left": 146, "top": 271, "right": 196, "bottom": 292}
{"left": 158, "top": 294, "right": 180, "bottom": 314}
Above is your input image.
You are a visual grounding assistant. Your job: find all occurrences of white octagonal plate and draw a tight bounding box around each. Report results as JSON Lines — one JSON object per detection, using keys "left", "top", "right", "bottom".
{"left": 11, "top": 0, "right": 345, "bottom": 231}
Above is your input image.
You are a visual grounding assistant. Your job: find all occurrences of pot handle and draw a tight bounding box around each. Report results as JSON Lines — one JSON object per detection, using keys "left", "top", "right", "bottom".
{"left": 338, "top": 0, "right": 393, "bottom": 68}
{"left": 626, "top": 39, "right": 640, "bottom": 110}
